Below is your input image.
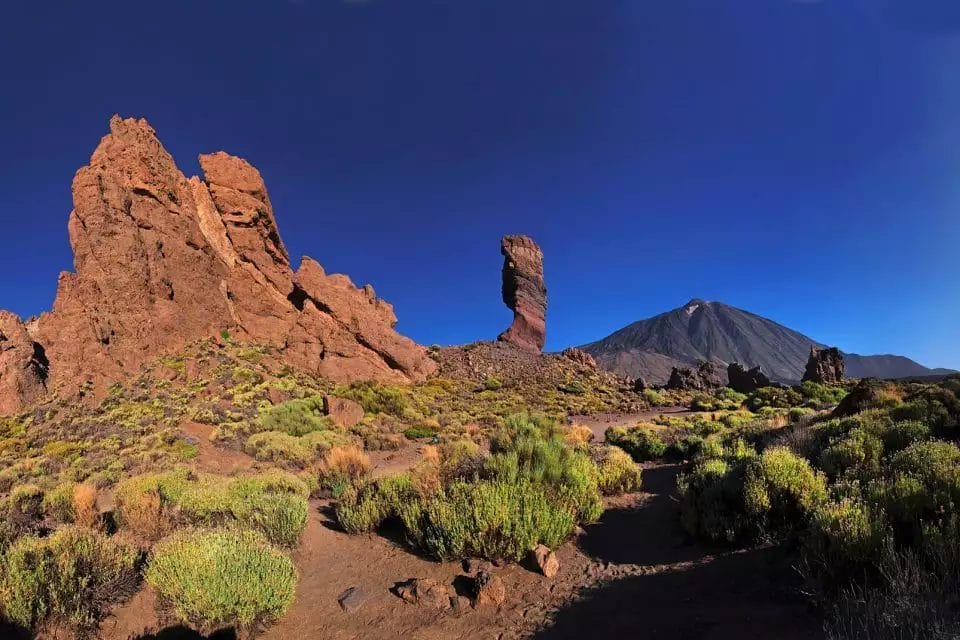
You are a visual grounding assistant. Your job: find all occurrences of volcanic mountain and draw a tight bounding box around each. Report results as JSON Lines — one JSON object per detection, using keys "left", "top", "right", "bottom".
{"left": 579, "top": 299, "right": 953, "bottom": 384}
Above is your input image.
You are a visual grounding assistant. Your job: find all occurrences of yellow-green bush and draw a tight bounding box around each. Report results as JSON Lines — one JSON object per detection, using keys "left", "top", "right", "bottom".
{"left": 0, "top": 526, "right": 139, "bottom": 636}
{"left": 605, "top": 426, "right": 667, "bottom": 461}
{"left": 593, "top": 445, "right": 643, "bottom": 495}
{"left": 678, "top": 458, "right": 749, "bottom": 542}
{"left": 115, "top": 470, "right": 309, "bottom": 547}
{"left": 399, "top": 479, "right": 577, "bottom": 561}
{"left": 819, "top": 428, "right": 884, "bottom": 478}
{"left": 257, "top": 396, "right": 333, "bottom": 436}
{"left": 146, "top": 529, "right": 296, "bottom": 638}
{"left": 743, "top": 447, "right": 828, "bottom": 533}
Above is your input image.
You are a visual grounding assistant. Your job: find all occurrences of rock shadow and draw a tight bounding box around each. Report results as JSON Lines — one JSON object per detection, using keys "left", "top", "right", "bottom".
{"left": 535, "top": 546, "right": 824, "bottom": 639}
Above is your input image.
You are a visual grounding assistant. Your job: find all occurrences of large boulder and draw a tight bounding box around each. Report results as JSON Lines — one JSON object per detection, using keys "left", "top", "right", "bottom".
{"left": 665, "top": 360, "right": 723, "bottom": 391}
{"left": 3, "top": 116, "right": 437, "bottom": 412}
{"left": 727, "top": 362, "right": 771, "bottom": 393}
{"left": 497, "top": 235, "right": 546, "bottom": 354}
{"left": 802, "top": 347, "right": 844, "bottom": 384}
{"left": 0, "top": 312, "right": 48, "bottom": 414}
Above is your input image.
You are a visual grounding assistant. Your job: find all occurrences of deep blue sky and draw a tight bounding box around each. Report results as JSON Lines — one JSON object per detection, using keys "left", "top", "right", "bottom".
{"left": 1, "top": 1, "right": 958, "bottom": 368}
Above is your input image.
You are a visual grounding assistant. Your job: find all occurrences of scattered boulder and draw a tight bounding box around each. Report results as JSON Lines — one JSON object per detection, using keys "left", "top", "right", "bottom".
{"left": 0, "top": 312, "right": 48, "bottom": 415}
{"left": 802, "top": 346, "right": 844, "bottom": 384}
{"left": 665, "top": 360, "right": 723, "bottom": 391}
{"left": 395, "top": 578, "right": 455, "bottom": 610}
{"left": 529, "top": 544, "right": 560, "bottom": 578}
{"left": 727, "top": 363, "right": 771, "bottom": 394}
{"left": 632, "top": 376, "right": 649, "bottom": 393}
{"left": 832, "top": 379, "right": 891, "bottom": 418}
{"left": 560, "top": 347, "right": 597, "bottom": 370}
{"left": 497, "top": 235, "right": 546, "bottom": 354}
{"left": 324, "top": 395, "right": 365, "bottom": 428}
{"left": 3, "top": 116, "right": 438, "bottom": 413}
{"left": 471, "top": 570, "right": 506, "bottom": 608}
{"left": 337, "top": 586, "right": 368, "bottom": 612}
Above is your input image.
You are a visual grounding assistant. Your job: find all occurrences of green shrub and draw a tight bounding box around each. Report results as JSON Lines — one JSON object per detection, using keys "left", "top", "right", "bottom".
{"left": 743, "top": 447, "right": 828, "bottom": 534}
{"left": 799, "top": 381, "right": 848, "bottom": 406}
{"left": 747, "top": 386, "right": 803, "bottom": 411}
{"left": 42, "top": 482, "right": 77, "bottom": 523}
{"left": 642, "top": 389, "right": 669, "bottom": 407}
{"left": 334, "top": 381, "right": 410, "bottom": 416}
{"left": 820, "top": 429, "right": 884, "bottom": 478}
{"left": 403, "top": 425, "right": 439, "bottom": 440}
{"left": 115, "top": 470, "right": 309, "bottom": 547}
{"left": 335, "top": 474, "right": 420, "bottom": 533}
{"left": 605, "top": 426, "right": 668, "bottom": 461}
{"left": 880, "top": 420, "right": 930, "bottom": 453}
{"left": 146, "top": 530, "right": 296, "bottom": 638}
{"left": 668, "top": 434, "right": 706, "bottom": 460}
{"left": 804, "top": 496, "right": 889, "bottom": 581}
{"left": 789, "top": 407, "right": 815, "bottom": 422}
{"left": 258, "top": 396, "right": 332, "bottom": 436}
{"left": 0, "top": 526, "right": 139, "bottom": 636}
{"left": 593, "top": 446, "right": 643, "bottom": 495}
{"left": 873, "top": 441, "right": 960, "bottom": 532}
{"left": 244, "top": 431, "right": 314, "bottom": 467}
{"left": 678, "top": 458, "right": 749, "bottom": 542}
{"left": 483, "top": 376, "right": 503, "bottom": 391}
{"left": 558, "top": 380, "right": 586, "bottom": 395}
{"left": 399, "top": 479, "right": 577, "bottom": 561}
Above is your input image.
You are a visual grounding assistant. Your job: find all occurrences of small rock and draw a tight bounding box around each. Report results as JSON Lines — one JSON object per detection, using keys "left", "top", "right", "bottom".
{"left": 530, "top": 545, "right": 560, "bottom": 578}
{"left": 337, "top": 586, "right": 367, "bottom": 612}
{"left": 324, "top": 395, "right": 365, "bottom": 428}
{"left": 472, "top": 570, "right": 506, "bottom": 608}
{"left": 462, "top": 558, "right": 494, "bottom": 575}
{"left": 394, "top": 578, "right": 454, "bottom": 610}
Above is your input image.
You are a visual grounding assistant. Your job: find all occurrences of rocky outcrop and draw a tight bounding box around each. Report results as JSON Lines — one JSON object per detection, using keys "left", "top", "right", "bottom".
{"left": 0, "top": 312, "right": 48, "bottom": 414}
{"left": 497, "top": 235, "right": 546, "bottom": 354}
{"left": 802, "top": 347, "right": 844, "bottom": 384}
{"left": 2, "top": 116, "right": 436, "bottom": 412}
{"left": 665, "top": 360, "right": 723, "bottom": 391}
{"left": 727, "top": 363, "right": 771, "bottom": 393}
{"left": 832, "top": 379, "right": 889, "bottom": 418}
{"left": 560, "top": 348, "right": 597, "bottom": 370}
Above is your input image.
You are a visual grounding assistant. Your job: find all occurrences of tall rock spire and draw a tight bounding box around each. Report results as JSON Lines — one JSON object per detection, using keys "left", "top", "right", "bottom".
{"left": 497, "top": 235, "right": 546, "bottom": 354}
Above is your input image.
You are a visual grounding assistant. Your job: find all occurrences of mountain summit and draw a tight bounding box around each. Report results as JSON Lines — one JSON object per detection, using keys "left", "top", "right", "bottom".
{"left": 580, "top": 299, "right": 950, "bottom": 384}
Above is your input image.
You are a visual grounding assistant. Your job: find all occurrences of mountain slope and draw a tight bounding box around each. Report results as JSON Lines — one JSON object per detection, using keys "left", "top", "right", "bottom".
{"left": 580, "top": 299, "right": 952, "bottom": 384}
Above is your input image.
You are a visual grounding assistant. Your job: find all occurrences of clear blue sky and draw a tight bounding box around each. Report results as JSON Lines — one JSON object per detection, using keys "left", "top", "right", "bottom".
{"left": 1, "top": 1, "right": 958, "bottom": 368}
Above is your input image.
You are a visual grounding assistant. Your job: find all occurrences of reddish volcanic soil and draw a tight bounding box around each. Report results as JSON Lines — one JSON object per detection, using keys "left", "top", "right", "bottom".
{"left": 96, "top": 420, "right": 824, "bottom": 640}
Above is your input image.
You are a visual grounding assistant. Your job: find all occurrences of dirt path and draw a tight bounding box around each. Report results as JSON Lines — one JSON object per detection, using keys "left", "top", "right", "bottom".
{"left": 180, "top": 422, "right": 255, "bottom": 474}
{"left": 572, "top": 406, "right": 716, "bottom": 441}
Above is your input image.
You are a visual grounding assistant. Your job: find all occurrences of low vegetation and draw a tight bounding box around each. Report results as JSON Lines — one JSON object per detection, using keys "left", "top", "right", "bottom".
{"left": 336, "top": 415, "right": 640, "bottom": 561}
{"left": 675, "top": 376, "right": 960, "bottom": 638}
{"left": 146, "top": 529, "right": 297, "bottom": 639}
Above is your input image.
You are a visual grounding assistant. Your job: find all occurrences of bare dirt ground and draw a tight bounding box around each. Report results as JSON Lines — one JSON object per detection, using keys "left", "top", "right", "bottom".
{"left": 97, "top": 419, "right": 824, "bottom": 640}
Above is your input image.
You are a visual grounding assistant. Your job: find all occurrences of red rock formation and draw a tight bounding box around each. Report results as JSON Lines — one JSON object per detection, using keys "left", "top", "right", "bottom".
{"left": 802, "top": 347, "right": 844, "bottom": 384}
{"left": 0, "top": 312, "right": 48, "bottom": 414}
{"left": 497, "top": 235, "right": 546, "bottom": 354}
{"left": 0, "top": 115, "right": 436, "bottom": 412}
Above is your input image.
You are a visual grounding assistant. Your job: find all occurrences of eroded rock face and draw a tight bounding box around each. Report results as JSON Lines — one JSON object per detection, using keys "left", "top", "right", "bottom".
{"left": 727, "top": 363, "right": 771, "bottom": 393}
{"left": 0, "top": 312, "right": 48, "bottom": 414}
{"left": 5, "top": 115, "right": 436, "bottom": 412}
{"left": 497, "top": 235, "right": 546, "bottom": 354}
{"left": 666, "top": 360, "right": 723, "bottom": 391}
{"left": 802, "top": 347, "right": 844, "bottom": 384}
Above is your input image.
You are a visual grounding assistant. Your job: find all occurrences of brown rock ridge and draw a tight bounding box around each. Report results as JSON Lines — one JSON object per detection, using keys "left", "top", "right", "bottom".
{"left": 0, "top": 312, "right": 49, "bottom": 414}
{"left": 802, "top": 346, "right": 844, "bottom": 384}
{"left": 1, "top": 116, "right": 435, "bottom": 413}
{"left": 497, "top": 235, "right": 546, "bottom": 354}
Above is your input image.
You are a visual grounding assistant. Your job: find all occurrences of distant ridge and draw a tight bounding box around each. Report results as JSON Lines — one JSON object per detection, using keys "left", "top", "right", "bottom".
{"left": 579, "top": 299, "right": 954, "bottom": 384}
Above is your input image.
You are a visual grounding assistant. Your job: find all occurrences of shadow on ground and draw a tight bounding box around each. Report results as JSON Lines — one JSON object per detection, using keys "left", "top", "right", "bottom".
{"left": 133, "top": 626, "right": 236, "bottom": 640}
{"left": 579, "top": 464, "right": 714, "bottom": 566}
{"left": 535, "top": 546, "right": 824, "bottom": 640}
